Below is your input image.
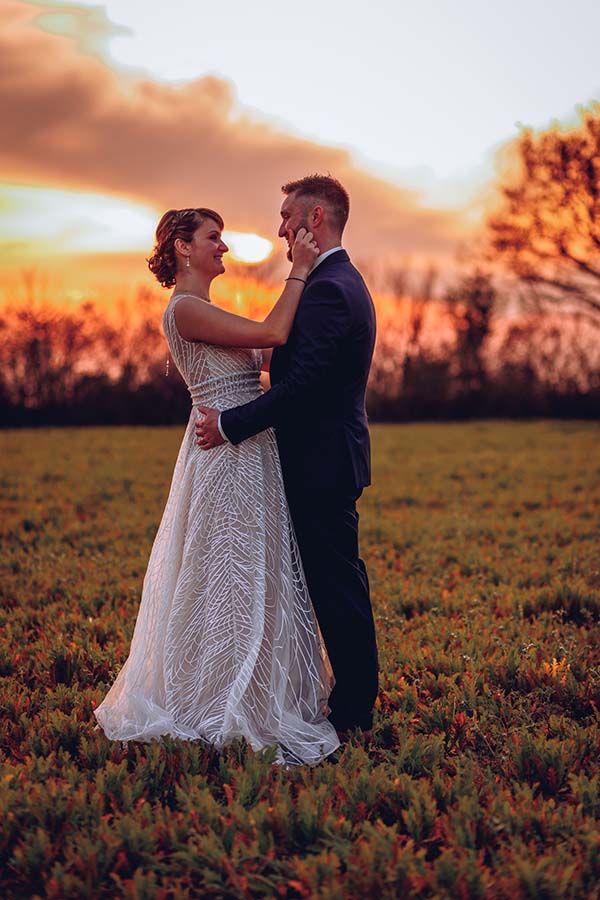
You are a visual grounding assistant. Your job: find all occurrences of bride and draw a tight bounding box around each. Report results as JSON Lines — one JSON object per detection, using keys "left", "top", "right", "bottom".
{"left": 93, "top": 207, "right": 340, "bottom": 766}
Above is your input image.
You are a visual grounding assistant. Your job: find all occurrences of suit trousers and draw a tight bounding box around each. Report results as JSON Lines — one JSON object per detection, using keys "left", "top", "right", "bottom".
{"left": 285, "top": 484, "right": 379, "bottom": 731}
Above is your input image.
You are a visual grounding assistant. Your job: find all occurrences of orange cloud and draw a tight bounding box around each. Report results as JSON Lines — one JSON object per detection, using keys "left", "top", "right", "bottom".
{"left": 1, "top": 1, "right": 472, "bottom": 262}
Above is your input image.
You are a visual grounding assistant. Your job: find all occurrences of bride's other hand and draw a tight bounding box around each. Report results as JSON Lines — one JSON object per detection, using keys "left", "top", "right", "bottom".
{"left": 288, "top": 227, "right": 319, "bottom": 276}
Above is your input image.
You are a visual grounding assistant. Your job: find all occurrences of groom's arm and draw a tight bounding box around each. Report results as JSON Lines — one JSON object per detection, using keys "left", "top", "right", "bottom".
{"left": 220, "top": 282, "right": 350, "bottom": 444}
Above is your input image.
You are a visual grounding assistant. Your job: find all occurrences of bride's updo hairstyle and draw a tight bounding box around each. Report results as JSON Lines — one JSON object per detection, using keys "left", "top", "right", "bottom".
{"left": 147, "top": 207, "right": 225, "bottom": 288}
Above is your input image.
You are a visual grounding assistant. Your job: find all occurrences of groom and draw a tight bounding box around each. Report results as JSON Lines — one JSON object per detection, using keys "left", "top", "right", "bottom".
{"left": 195, "top": 174, "right": 379, "bottom": 736}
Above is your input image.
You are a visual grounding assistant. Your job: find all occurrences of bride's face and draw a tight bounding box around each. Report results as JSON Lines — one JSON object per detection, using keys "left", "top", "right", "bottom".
{"left": 189, "top": 219, "right": 229, "bottom": 277}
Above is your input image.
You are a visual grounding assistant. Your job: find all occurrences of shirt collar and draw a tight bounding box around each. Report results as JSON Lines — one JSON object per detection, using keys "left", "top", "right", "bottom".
{"left": 310, "top": 245, "right": 343, "bottom": 273}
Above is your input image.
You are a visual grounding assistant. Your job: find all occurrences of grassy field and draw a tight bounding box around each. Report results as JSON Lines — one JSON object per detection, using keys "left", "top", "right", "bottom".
{"left": 1, "top": 421, "right": 600, "bottom": 899}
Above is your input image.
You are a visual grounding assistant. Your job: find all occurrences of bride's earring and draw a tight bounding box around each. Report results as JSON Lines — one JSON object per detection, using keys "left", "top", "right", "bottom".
{"left": 186, "top": 256, "right": 190, "bottom": 269}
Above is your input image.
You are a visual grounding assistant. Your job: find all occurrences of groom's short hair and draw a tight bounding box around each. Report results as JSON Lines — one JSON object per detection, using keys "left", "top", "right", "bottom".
{"left": 282, "top": 174, "right": 350, "bottom": 233}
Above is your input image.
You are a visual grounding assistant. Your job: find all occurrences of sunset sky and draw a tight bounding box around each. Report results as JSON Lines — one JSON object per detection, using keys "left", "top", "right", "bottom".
{"left": 1, "top": 0, "right": 599, "bottom": 302}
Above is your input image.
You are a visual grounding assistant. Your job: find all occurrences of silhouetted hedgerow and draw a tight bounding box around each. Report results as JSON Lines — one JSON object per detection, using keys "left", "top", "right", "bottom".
{"left": 1, "top": 275, "right": 599, "bottom": 426}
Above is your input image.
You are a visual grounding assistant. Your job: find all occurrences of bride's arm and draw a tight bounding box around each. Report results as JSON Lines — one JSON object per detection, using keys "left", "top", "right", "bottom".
{"left": 174, "top": 229, "right": 317, "bottom": 349}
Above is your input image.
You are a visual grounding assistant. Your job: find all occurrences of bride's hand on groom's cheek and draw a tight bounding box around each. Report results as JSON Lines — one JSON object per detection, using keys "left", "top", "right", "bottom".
{"left": 290, "top": 227, "right": 319, "bottom": 268}
{"left": 195, "top": 406, "right": 225, "bottom": 450}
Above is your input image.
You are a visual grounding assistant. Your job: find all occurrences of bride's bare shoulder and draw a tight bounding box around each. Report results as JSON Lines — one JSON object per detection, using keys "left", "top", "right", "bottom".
{"left": 173, "top": 294, "right": 229, "bottom": 343}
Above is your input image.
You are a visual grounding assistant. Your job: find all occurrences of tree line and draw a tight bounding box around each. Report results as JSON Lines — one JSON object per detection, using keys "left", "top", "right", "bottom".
{"left": 2, "top": 103, "right": 600, "bottom": 426}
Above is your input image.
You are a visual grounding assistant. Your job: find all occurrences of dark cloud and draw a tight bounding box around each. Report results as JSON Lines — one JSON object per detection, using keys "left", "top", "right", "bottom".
{"left": 1, "top": 1, "right": 472, "bottom": 259}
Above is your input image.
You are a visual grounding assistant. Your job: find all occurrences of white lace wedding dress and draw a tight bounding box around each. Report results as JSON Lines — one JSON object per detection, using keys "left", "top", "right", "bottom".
{"left": 93, "top": 294, "right": 340, "bottom": 765}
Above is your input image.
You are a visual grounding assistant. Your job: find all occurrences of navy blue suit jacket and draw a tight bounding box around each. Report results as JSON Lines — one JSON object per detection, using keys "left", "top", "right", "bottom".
{"left": 220, "top": 249, "right": 376, "bottom": 495}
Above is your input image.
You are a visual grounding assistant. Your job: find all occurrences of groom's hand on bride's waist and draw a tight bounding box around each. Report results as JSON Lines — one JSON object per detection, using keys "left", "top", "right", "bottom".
{"left": 195, "top": 406, "right": 227, "bottom": 450}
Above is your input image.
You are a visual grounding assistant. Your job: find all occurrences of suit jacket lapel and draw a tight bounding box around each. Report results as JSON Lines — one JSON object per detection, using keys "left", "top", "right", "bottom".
{"left": 306, "top": 249, "right": 349, "bottom": 283}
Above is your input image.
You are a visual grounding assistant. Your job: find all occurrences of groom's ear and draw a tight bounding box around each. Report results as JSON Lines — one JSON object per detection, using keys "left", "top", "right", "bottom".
{"left": 310, "top": 205, "right": 325, "bottom": 228}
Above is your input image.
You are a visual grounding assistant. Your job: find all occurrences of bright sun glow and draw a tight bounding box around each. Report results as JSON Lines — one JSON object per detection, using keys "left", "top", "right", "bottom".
{"left": 0, "top": 185, "right": 273, "bottom": 265}
{"left": 0, "top": 184, "right": 156, "bottom": 253}
{"left": 223, "top": 231, "right": 272, "bottom": 264}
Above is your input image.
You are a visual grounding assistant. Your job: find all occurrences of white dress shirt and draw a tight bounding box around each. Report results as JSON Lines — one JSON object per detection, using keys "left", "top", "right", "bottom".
{"left": 216, "top": 247, "right": 344, "bottom": 442}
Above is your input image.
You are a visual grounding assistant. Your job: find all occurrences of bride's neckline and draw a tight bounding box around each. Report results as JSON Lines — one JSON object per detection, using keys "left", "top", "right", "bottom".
{"left": 171, "top": 292, "right": 211, "bottom": 304}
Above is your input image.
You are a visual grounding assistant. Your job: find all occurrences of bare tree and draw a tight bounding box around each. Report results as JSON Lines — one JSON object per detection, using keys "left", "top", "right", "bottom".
{"left": 446, "top": 271, "right": 496, "bottom": 396}
{"left": 486, "top": 103, "right": 600, "bottom": 321}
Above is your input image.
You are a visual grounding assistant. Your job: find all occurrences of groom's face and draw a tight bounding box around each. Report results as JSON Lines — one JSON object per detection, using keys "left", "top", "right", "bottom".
{"left": 279, "top": 193, "right": 311, "bottom": 263}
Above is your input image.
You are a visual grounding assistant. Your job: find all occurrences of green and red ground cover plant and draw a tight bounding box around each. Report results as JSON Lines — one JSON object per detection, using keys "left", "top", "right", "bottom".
{"left": 1, "top": 421, "right": 599, "bottom": 898}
